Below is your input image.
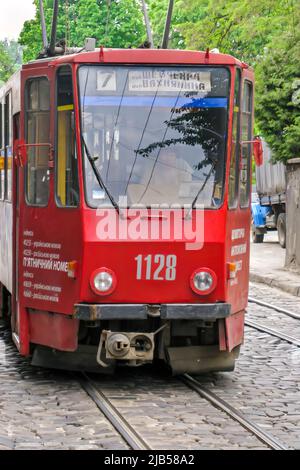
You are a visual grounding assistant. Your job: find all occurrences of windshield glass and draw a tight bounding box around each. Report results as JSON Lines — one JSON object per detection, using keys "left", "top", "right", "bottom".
{"left": 78, "top": 66, "right": 230, "bottom": 208}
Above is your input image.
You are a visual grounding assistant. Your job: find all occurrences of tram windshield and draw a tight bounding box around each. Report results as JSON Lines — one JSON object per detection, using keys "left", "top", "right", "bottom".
{"left": 78, "top": 66, "right": 230, "bottom": 208}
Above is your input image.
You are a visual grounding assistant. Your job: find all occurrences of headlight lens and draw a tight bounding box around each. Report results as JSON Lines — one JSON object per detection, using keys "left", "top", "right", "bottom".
{"left": 90, "top": 268, "right": 116, "bottom": 296}
{"left": 190, "top": 268, "right": 217, "bottom": 295}
{"left": 94, "top": 272, "right": 113, "bottom": 292}
{"left": 194, "top": 272, "right": 213, "bottom": 291}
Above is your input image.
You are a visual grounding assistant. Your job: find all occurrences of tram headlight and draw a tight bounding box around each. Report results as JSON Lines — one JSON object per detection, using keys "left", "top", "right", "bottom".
{"left": 90, "top": 268, "right": 116, "bottom": 296}
{"left": 191, "top": 268, "right": 217, "bottom": 295}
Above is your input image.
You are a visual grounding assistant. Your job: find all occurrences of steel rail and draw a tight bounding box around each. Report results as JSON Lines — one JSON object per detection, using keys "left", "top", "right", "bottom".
{"left": 245, "top": 319, "right": 300, "bottom": 347}
{"left": 79, "top": 373, "right": 152, "bottom": 450}
{"left": 181, "top": 374, "right": 289, "bottom": 450}
{"left": 0, "top": 436, "right": 15, "bottom": 449}
{"left": 248, "top": 296, "right": 300, "bottom": 320}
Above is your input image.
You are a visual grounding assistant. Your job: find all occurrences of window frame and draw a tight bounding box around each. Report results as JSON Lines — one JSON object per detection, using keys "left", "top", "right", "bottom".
{"left": 77, "top": 64, "right": 231, "bottom": 211}
{"left": 55, "top": 65, "right": 80, "bottom": 209}
{"left": 4, "top": 90, "right": 12, "bottom": 202}
{"left": 228, "top": 68, "right": 241, "bottom": 210}
{"left": 24, "top": 76, "right": 51, "bottom": 208}
{"left": 239, "top": 79, "right": 253, "bottom": 209}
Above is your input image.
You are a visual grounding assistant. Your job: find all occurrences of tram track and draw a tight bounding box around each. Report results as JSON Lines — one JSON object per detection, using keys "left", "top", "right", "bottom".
{"left": 245, "top": 319, "right": 300, "bottom": 347}
{"left": 78, "top": 373, "right": 152, "bottom": 450}
{"left": 0, "top": 320, "right": 294, "bottom": 450}
{"left": 248, "top": 297, "right": 300, "bottom": 320}
{"left": 181, "top": 374, "right": 289, "bottom": 450}
{"left": 52, "top": 296, "right": 300, "bottom": 451}
{"left": 79, "top": 367, "right": 290, "bottom": 451}
{"left": 77, "top": 296, "right": 299, "bottom": 451}
{"left": 247, "top": 297, "right": 300, "bottom": 347}
{"left": 79, "top": 370, "right": 275, "bottom": 450}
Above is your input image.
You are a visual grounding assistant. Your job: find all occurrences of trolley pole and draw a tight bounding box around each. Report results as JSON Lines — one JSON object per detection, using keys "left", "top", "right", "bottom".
{"left": 49, "top": 0, "right": 59, "bottom": 56}
{"left": 161, "top": 0, "right": 174, "bottom": 49}
{"left": 140, "top": 0, "right": 154, "bottom": 48}
{"left": 39, "top": 0, "right": 48, "bottom": 50}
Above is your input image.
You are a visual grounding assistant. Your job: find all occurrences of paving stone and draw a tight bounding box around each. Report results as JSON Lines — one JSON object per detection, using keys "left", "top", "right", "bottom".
{"left": 265, "top": 410, "right": 285, "bottom": 418}
{"left": 0, "top": 282, "right": 299, "bottom": 450}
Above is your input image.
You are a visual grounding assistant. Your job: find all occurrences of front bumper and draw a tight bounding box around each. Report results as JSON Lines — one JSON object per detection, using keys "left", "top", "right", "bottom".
{"left": 73, "top": 303, "right": 231, "bottom": 321}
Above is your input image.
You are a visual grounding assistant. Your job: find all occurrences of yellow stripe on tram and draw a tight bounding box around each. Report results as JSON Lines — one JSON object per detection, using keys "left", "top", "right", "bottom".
{"left": 57, "top": 104, "right": 74, "bottom": 112}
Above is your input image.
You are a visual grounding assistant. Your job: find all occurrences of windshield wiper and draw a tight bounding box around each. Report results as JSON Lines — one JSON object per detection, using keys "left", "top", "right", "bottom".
{"left": 81, "top": 136, "right": 120, "bottom": 213}
{"left": 185, "top": 157, "right": 218, "bottom": 219}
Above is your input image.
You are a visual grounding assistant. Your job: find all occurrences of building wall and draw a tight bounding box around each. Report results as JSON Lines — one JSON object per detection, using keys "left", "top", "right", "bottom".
{"left": 285, "top": 158, "right": 300, "bottom": 272}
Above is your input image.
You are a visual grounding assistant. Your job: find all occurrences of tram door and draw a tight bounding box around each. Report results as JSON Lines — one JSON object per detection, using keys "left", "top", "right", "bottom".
{"left": 225, "top": 67, "right": 254, "bottom": 350}
{"left": 225, "top": 68, "right": 253, "bottom": 349}
{"left": 11, "top": 112, "right": 20, "bottom": 334}
{"left": 14, "top": 66, "right": 81, "bottom": 354}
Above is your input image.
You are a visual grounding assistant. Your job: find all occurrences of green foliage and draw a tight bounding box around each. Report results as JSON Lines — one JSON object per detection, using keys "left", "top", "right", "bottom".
{"left": 19, "top": 0, "right": 146, "bottom": 62}
{"left": 167, "top": 0, "right": 300, "bottom": 162}
{"left": 170, "top": 0, "right": 291, "bottom": 63}
{"left": 255, "top": 24, "right": 300, "bottom": 162}
{"left": 0, "top": 40, "right": 20, "bottom": 85}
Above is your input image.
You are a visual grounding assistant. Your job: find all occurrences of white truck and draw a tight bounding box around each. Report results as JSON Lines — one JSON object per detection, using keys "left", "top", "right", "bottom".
{"left": 252, "top": 141, "right": 286, "bottom": 247}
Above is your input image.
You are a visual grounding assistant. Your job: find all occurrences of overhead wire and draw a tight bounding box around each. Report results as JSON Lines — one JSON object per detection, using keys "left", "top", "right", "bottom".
{"left": 104, "top": 71, "right": 130, "bottom": 184}
{"left": 65, "top": 0, "right": 70, "bottom": 49}
{"left": 136, "top": 84, "right": 184, "bottom": 204}
{"left": 124, "top": 78, "right": 163, "bottom": 196}
{"left": 105, "top": 0, "right": 112, "bottom": 41}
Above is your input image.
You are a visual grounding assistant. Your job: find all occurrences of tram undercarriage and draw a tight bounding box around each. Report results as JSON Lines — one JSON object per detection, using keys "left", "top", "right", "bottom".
{"left": 31, "top": 303, "right": 241, "bottom": 375}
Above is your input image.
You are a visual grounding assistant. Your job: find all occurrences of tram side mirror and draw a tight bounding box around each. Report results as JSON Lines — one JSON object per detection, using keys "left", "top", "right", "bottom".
{"left": 253, "top": 136, "right": 264, "bottom": 166}
{"left": 14, "top": 140, "right": 27, "bottom": 168}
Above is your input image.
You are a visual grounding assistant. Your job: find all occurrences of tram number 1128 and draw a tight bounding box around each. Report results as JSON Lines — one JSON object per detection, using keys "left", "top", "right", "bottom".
{"left": 135, "top": 254, "right": 177, "bottom": 281}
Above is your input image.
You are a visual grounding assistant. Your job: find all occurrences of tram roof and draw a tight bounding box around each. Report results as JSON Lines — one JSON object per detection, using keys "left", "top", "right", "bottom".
{"left": 23, "top": 48, "right": 250, "bottom": 70}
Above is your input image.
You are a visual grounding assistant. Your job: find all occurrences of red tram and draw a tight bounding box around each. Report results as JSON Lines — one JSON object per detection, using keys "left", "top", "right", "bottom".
{"left": 0, "top": 46, "right": 260, "bottom": 374}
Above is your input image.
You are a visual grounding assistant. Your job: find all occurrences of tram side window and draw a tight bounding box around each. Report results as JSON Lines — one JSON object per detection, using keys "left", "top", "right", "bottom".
{"left": 0, "top": 102, "right": 4, "bottom": 200}
{"left": 5, "top": 92, "right": 12, "bottom": 202}
{"left": 25, "top": 78, "right": 50, "bottom": 206}
{"left": 56, "top": 67, "right": 79, "bottom": 207}
{"left": 228, "top": 69, "right": 241, "bottom": 209}
{"left": 239, "top": 81, "right": 253, "bottom": 208}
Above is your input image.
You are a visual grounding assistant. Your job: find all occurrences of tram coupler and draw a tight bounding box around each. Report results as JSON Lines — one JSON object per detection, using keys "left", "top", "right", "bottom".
{"left": 97, "top": 330, "right": 155, "bottom": 367}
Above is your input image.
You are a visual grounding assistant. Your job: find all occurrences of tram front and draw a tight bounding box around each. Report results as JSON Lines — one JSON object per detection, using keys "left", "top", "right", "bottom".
{"left": 73, "top": 58, "right": 247, "bottom": 374}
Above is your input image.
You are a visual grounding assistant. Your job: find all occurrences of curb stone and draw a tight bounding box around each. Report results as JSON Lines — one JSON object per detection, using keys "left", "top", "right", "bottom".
{"left": 250, "top": 272, "right": 300, "bottom": 297}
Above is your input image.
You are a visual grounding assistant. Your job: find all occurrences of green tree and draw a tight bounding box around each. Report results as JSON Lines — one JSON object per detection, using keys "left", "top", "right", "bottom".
{"left": 0, "top": 42, "right": 16, "bottom": 85}
{"left": 169, "top": 0, "right": 299, "bottom": 161}
{"left": 256, "top": 24, "right": 300, "bottom": 162}
{"left": 19, "top": 0, "right": 146, "bottom": 62}
{"left": 175, "top": 0, "right": 291, "bottom": 63}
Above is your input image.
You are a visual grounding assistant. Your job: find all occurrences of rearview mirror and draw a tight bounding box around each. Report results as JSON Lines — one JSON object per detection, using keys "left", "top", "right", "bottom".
{"left": 14, "top": 140, "right": 27, "bottom": 167}
{"left": 253, "top": 136, "right": 263, "bottom": 166}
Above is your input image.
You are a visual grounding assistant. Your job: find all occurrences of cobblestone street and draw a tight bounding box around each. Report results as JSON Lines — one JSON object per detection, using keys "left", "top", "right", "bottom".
{"left": 0, "top": 326, "right": 128, "bottom": 450}
{"left": 0, "top": 280, "right": 299, "bottom": 450}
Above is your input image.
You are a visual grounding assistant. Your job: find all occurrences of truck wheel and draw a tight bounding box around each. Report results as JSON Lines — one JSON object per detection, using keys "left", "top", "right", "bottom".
{"left": 277, "top": 213, "right": 286, "bottom": 248}
{"left": 251, "top": 220, "right": 264, "bottom": 243}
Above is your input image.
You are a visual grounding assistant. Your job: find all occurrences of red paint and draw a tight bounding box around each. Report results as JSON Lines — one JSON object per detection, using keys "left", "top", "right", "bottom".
{"left": 28, "top": 310, "right": 79, "bottom": 351}
{"left": 218, "top": 319, "right": 227, "bottom": 351}
{"left": 99, "top": 45, "right": 104, "bottom": 62}
{"left": 225, "top": 311, "right": 245, "bottom": 351}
